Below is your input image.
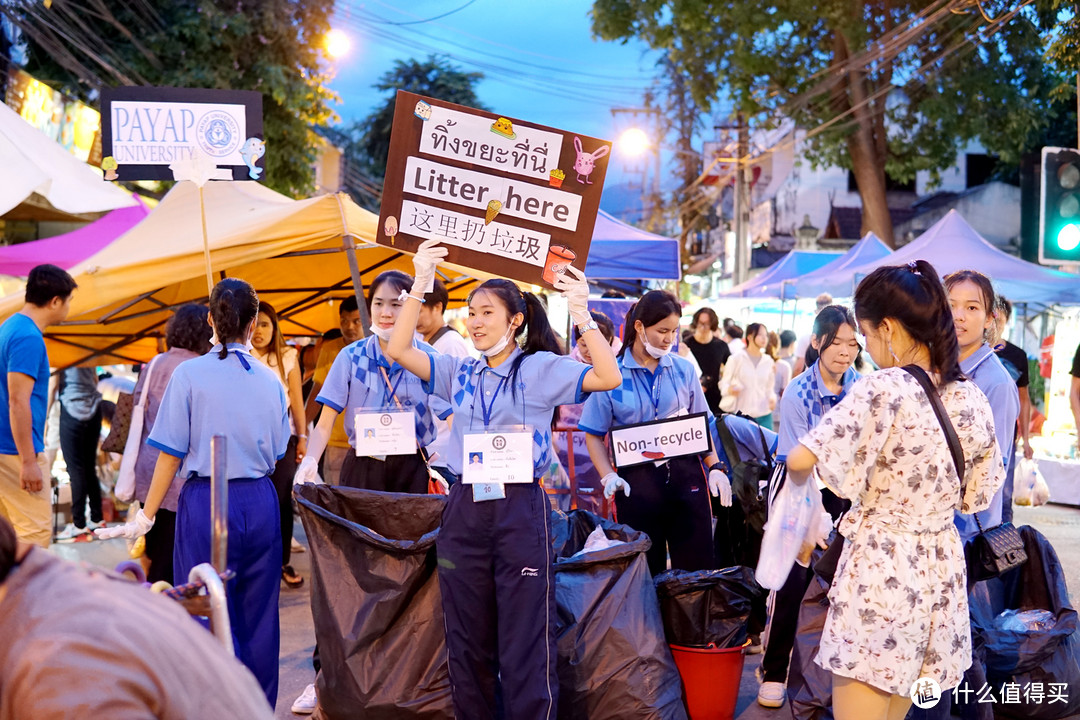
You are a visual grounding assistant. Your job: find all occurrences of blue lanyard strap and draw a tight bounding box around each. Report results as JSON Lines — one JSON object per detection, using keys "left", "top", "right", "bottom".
{"left": 478, "top": 369, "right": 509, "bottom": 428}
{"left": 633, "top": 365, "right": 666, "bottom": 419}
{"left": 380, "top": 366, "right": 406, "bottom": 407}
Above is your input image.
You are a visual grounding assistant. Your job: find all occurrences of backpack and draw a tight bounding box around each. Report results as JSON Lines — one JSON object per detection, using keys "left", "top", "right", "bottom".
{"left": 715, "top": 412, "right": 775, "bottom": 534}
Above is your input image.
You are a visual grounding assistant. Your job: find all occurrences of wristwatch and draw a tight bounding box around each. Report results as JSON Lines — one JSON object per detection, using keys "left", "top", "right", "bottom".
{"left": 577, "top": 319, "right": 599, "bottom": 335}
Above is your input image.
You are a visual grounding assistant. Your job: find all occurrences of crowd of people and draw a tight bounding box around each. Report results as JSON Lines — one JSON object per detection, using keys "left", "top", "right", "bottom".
{"left": 0, "top": 252, "right": 1042, "bottom": 720}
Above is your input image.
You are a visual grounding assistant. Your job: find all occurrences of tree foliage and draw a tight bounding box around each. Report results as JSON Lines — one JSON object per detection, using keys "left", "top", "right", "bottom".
{"left": 591, "top": 0, "right": 1060, "bottom": 246}
{"left": 351, "top": 55, "right": 487, "bottom": 182}
{"left": 11, "top": 0, "right": 337, "bottom": 197}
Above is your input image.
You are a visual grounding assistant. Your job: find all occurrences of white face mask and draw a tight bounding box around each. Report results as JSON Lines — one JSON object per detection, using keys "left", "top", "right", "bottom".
{"left": 482, "top": 325, "right": 518, "bottom": 358}
{"left": 369, "top": 325, "right": 393, "bottom": 342}
{"left": 641, "top": 332, "right": 671, "bottom": 359}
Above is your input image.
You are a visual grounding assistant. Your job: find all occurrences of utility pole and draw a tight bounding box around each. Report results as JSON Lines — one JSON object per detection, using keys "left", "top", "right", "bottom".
{"left": 733, "top": 115, "right": 750, "bottom": 285}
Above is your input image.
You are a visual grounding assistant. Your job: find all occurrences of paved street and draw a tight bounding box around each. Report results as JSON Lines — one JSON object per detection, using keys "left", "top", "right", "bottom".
{"left": 58, "top": 501, "right": 1080, "bottom": 719}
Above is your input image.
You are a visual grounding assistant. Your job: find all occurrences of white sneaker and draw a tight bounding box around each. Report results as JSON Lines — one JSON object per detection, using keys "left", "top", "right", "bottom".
{"left": 757, "top": 681, "right": 786, "bottom": 708}
{"left": 55, "top": 523, "right": 88, "bottom": 543}
{"left": 291, "top": 683, "right": 317, "bottom": 715}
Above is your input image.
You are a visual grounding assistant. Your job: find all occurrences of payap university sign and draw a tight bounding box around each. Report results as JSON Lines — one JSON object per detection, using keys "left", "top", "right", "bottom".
{"left": 100, "top": 87, "right": 263, "bottom": 182}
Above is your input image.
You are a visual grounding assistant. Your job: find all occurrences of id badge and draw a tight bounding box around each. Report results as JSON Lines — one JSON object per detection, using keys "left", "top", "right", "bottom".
{"left": 354, "top": 408, "right": 416, "bottom": 459}
{"left": 463, "top": 425, "right": 533, "bottom": 502}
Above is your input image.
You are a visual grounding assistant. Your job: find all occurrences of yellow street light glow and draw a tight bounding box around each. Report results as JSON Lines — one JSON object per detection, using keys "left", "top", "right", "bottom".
{"left": 618, "top": 127, "right": 650, "bottom": 157}
{"left": 325, "top": 29, "right": 351, "bottom": 59}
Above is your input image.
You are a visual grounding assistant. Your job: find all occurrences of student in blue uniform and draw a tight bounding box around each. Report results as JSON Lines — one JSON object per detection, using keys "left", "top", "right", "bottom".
{"left": 386, "top": 240, "right": 621, "bottom": 720}
{"left": 578, "top": 290, "right": 732, "bottom": 577}
{"left": 97, "top": 278, "right": 290, "bottom": 709}
{"left": 294, "top": 270, "right": 444, "bottom": 493}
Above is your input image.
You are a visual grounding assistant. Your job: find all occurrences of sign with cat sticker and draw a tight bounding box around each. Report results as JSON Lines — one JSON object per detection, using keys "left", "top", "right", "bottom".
{"left": 379, "top": 91, "right": 611, "bottom": 288}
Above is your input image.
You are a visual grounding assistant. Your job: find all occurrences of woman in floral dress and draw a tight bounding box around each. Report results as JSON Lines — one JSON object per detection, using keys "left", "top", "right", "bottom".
{"left": 784, "top": 260, "right": 1004, "bottom": 720}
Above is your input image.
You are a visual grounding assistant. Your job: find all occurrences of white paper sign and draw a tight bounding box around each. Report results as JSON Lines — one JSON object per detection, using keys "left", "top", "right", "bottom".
{"left": 463, "top": 429, "right": 533, "bottom": 484}
{"left": 400, "top": 199, "right": 551, "bottom": 267}
{"left": 419, "top": 104, "right": 563, "bottom": 180}
{"left": 404, "top": 156, "right": 582, "bottom": 231}
{"left": 610, "top": 413, "right": 712, "bottom": 468}
{"left": 354, "top": 410, "right": 416, "bottom": 457}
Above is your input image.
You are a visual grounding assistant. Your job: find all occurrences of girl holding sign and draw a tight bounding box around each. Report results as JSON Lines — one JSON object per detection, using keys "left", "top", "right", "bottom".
{"left": 386, "top": 240, "right": 621, "bottom": 720}
{"left": 294, "top": 270, "right": 444, "bottom": 493}
{"left": 578, "top": 290, "right": 733, "bottom": 577}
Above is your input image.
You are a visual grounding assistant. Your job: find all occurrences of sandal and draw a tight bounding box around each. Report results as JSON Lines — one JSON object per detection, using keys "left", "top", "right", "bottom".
{"left": 281, "top": 564, "right": 304, "bottom": 589}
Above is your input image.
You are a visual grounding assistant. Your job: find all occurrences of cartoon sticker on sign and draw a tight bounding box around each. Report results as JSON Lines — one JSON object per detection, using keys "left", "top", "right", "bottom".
{"left": 377, "top": 91, "right": 611, "bottom": 288}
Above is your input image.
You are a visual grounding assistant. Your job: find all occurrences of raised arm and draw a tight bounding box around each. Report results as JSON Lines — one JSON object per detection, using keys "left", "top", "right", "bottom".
{"left": 386, "top": 240, "right": 448, "bottom": 381}
{"left": 555, "top": 266, "right": 620, "bottom": 392}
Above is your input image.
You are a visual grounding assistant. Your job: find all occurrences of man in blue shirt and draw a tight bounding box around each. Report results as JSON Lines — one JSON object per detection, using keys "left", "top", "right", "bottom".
{"left": 0, "top": 264, "right": 76, "bottom": 547}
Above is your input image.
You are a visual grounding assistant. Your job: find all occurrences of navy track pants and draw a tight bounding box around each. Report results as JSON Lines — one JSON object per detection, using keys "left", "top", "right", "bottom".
{"left": 437, "top": 481, "right": 557, "bottom": 720}
{"left": 174, "top": 475, "right": 282, "bottom": 709}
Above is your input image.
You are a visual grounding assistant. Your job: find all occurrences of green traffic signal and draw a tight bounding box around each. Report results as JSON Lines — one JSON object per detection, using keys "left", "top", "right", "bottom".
{"left": 1040, "top": 147, "right": 1080, "bottom": 264}
{"left": 1058, "top": 223, "right": 1080, "bottom": 251}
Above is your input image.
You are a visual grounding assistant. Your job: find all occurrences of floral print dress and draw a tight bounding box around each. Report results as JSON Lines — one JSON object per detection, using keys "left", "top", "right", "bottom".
{"left": 800, "top": 368, "right": 1004, "bottom": 695}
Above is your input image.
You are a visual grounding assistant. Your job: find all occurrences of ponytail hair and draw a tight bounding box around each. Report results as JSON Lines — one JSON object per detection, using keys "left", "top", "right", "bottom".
{"left": 943, "top": 269, "right": 1001, "bottom": 348}
{"left": 0, "top": 515, "right": 17, "bottom": 584}
{"left": 209, "top": 278, "right": 259, "bottom": 360}
{"left": 854, "top": 260, "right": 963, "bottom": 388}
{"left": 619, "top": 290, "right": 682, "bottom": 358}
{"left": 367, "top": 270, "right": 414, "bottom": 310}
{"left": 467, "top": 279, "right": 563, "bottom": 394}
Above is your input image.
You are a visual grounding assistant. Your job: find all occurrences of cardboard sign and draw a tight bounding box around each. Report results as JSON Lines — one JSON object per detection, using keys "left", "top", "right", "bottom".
{"left": 610, "top": 413, "right": 712, "bottom": 468}
{"left": 100, "top": 86, "right": 263, "bottom": 181}
{"left": 379, "top": 91, "right": 612, "bottom": 288}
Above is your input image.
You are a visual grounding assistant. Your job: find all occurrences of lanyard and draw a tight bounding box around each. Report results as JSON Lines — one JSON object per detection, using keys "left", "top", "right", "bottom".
{"left": 633, "top": 365, "right": 666, "bottom": 419}
{"left": 478, "top": 368, "right": 509, "bottom": 428}
{"left": 379, "top": 365, "right": 406, "bottom": 408}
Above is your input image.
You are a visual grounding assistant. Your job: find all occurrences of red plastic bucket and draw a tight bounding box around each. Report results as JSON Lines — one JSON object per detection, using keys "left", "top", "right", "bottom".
{"left": 669, "top": 641, "right": 748, "bottom": 720}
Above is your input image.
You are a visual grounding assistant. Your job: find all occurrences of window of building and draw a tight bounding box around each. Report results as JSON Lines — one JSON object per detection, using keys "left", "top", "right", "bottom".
{"left": 847, "top": 170, "right": 915, "bottom": 193}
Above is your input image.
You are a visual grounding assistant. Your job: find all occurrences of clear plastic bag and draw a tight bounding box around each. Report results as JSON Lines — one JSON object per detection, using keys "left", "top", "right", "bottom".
{"left": 1014, "top": 457, "right": 1050, "bottom": 507}
{"left": 756, "top": 475, "right": 819, "bottom": 590}
{"left": 995, "top": 608, "right": 1057, "bottom": 633}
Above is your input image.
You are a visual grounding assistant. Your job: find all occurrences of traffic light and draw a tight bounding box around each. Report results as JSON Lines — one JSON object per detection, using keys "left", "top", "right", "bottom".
{"left": 1039, "top": 146, "right": 1080, "bottom": 265}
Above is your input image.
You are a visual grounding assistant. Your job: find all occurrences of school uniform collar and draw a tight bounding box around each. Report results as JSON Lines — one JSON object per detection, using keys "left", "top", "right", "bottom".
{"left": 210, "top": 342, "right": 255, "bottom": 372}
{"left": 619, "top": 349, "right": 674, "bottom": 372}
{"left": 472, "top": 345, "right": 523, "bottom": 377}
{"left": 360, "top": 334, "right": 400, "bottom": 371}
{"left": 960, "top": 343, "right": 995, "bottom": 374}
{"left": 808, "top": 360, "right": 857, "bottom": 400}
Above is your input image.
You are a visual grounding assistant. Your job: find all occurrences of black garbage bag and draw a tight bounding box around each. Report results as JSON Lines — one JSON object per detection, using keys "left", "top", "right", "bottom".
{"left": 551, "top": 509, "right": 687, "bottom": 720}
{"left": 294, "top": 485, "right": 452, "bottom": 720}
{"left": 787, "top": 547, "right": 834, "bottom": 720}
{"left": 653, "top": 566, "right": 761, "bottom": 648}
{"left": 969, "top": 526, "right": 1080, "bottom": 720}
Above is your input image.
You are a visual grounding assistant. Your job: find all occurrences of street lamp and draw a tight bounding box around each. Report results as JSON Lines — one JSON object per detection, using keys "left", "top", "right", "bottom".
{"left": 324, "top": 29, "right": 351, "bottom": 59}
{"left": 618, "top": 127, "right": 651, "bottom": 158}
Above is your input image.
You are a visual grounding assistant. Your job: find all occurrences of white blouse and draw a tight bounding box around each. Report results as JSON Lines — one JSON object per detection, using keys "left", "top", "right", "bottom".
{"left": 720, "top": 349, "right": 777, "bottom": 417}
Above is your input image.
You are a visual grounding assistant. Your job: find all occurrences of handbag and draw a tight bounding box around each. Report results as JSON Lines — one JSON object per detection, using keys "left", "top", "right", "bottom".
{"left": 113, "top": 357, "right": 160, "bottom": 502}
{"left": 715, "top": 413, "right": 774, "bottom": 533}
{"left": 100, "top": 392, "right": 133, "bottom": 453}
{"left": 901, "top": 365, "right": 1026, "bottom": 581}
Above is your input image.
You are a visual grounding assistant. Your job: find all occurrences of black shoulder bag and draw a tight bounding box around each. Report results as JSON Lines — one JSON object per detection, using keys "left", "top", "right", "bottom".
{"left": 902, "top": 365, "right": 1026, "bottom": 582}
{"left": 715, "top": 412, "right": 774, "bottom": 534}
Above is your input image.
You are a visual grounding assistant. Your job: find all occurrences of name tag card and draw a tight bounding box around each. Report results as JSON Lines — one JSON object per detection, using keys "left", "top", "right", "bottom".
{"left": 354, "top": 409, "right": 416, "bottom": 457}
{"left": 610, "top": 412, "right": 712, "bottom": 468}
{"left": 463, "top": 426, "right": 533, "bottom": 484}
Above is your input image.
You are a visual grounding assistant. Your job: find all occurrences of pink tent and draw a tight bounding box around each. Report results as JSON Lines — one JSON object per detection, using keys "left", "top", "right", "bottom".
{"left": 0, "top": 200, "right": 150, "bottom": 276}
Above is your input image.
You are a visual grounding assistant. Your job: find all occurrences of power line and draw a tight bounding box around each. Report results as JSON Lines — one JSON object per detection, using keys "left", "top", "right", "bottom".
{"left": 361, "top": 0, "right": 479, "bottom": 26}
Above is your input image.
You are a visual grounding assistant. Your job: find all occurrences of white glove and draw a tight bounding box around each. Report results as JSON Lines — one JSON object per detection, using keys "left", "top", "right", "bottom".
{"left": 602, "top": 472, "right": 631, "bottom": 500}
{"left": 94, "top": 508, "right": 155, "bottom": 540}
{"left": 410, "top": 239, "right": 448, "bottom": 296}
{"left": 293, "top": 455, "right": 321, "bottom": 485}
{"left": 810, "top": 509, "right": 834, "bottom": 549}
{"left": 708, "top": 468, "right": 732, "bottom": 506}
{"left": 553, "top": 265, "right": 591, "bottom": 325}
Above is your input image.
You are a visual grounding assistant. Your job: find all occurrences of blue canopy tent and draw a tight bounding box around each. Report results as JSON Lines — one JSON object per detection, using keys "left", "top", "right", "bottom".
{"left": 780, "top": 232, "right": 892, "bottom": 299}
{"left": 584, "top": 209, "right": 681, "bottom": 280}
{"left": 843, "top": 210, "right": 1080, "bottom": 305}
{"left": 718, "top": 249, "right": 842, "bottom": 298}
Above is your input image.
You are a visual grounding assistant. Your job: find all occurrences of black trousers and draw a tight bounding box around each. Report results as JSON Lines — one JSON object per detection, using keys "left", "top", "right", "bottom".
{"left": 339, "top": 449, "right": 429, "bottom": 494}
{"left": 145, "top": 508, "right": 177, "bottom": 584}
{"left": 615, "top": 455, "right": 715, "bottom": 577}
{"left": 59, "top": 404, "right": 102, "bottom": 527}
{"left": 438, "top": 482, "right": 557, "bottom": 720}
{"left": 270, "top": 435, "right": 298, "bottom": 567}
